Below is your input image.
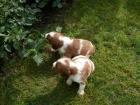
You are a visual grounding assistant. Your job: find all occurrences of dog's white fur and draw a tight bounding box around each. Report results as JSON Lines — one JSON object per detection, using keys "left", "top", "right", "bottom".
{"left": 45, "top": 32, "right": 95, "bottom": 58}
{"left": 52, "top": 55, "right": 95, "bottom": 95}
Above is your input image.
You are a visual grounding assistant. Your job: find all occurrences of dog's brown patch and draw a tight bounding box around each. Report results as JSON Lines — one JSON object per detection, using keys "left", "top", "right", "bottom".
{"left": 81, "top": 62, "right": 90, "bottom": 83}
{"left": 53, "top": 59, "right": 77, "bottom": 78}
{"left": 53, "top": 61, "right": 71, "bottom": 78}
{"left": 47, "top": 33, "right": 64, "bottom": 49}
{"left": 65, "top": 59, "right": 78, "bottom": 75}
{"left": 64, "top": 39, "right": 80, "bottom": 58}
{"left": 80, "top": 40, "right": 95, "bottom": 56}
{"left": 89, "top": 45, "right": 96, "bottom": 56}
{"left": 89, "top": 60, "right": 94, "bottom": 73}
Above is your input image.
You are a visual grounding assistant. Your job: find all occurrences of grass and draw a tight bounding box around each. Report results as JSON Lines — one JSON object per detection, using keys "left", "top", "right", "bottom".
{"left": 0, "top": 0, "right": 140, "bottom": 105}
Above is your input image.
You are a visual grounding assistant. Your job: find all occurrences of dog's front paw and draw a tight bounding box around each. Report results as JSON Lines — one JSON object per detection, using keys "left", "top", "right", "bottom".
{"left": 77, "top": 90, "right": 85, "bottom": 95}
{"left": 66, "top": 79, "right": 72, "bottom": 86}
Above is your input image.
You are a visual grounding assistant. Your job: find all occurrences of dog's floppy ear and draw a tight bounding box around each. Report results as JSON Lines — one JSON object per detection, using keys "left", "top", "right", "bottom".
{"left": 51, "top": 37, "right": 63, "bottom": 49}
{"left": 65, "top": 59, "right": 78, "bottom": 75}
{"left": 53, "top": 62, "right": 62, "bottom": 72}
{"left": 61, "top": 66, "right": 71, "bottom": 78}
{"left": 46, "top": 34, "right": 63, "bottom": 49}
{"left": 45, "top": 33, "right": 50, "bottom": 39}
{"left": 46, "top": 34, "right": 53, "bottom": 43}
{"left": 70, "top": 67, "right": 77, "bottom": 75}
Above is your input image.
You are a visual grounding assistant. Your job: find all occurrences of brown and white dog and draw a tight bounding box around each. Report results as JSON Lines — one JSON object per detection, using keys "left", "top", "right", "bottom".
{"left": 52, "top": 55, "right": 95, "bottom": 95}
{"left": 45, "top": 32, "right": 95, "bottom": 58}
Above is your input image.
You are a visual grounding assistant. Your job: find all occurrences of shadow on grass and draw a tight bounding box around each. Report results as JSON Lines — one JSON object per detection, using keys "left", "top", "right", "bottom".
{"left": 25, "top": 79, "right": 79, "bottom": 105}
{"left": 25, "top": 52, "right": 61, "bottom": 78}
{"left": 24, "top": 51, "right": 80, "bottom": 105}
{"left": 3, "top": 52, "right": 62, "bottom": 105}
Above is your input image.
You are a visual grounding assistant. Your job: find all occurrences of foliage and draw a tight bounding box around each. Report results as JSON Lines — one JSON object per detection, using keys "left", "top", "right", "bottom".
{"left": 0, "top": 0, "right": 140, "bottom": 105}
{"left": 0, "top": 0, "right": 62, "bottom": 65}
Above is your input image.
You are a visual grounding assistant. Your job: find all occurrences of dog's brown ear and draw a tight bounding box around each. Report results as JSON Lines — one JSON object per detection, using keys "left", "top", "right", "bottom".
{"left": 70, "top": 67, "right": 78, "bottom": 75}
{"left": 51, "top": 37, "right": 63, "bottom": 49}
{"left": 47, "top": 34, "right": 53, "bottom": 43}
{"left": 61, "top": 66, "right": 71, "bottom": 78}
{"left": 46, "top": 34, "right": 50, "bottom": 39}
{"left": 54, "top": 62, "right": 62, "bottom": 72}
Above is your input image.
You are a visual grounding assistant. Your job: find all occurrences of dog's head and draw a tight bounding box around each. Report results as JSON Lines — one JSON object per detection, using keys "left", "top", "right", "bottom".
{"left": 45, "top": 32, "right": 64, "bottom": 49}
{"left": 52, "top": 57, "right": 77, "bottom": 78}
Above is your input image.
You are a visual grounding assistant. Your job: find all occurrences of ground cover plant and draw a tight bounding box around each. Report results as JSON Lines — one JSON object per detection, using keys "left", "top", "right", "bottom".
{"left": 0, "top": 0, "right": 62, "bottom": 65}
{"left": 0, "top": 0, "right": 140, "bottom": 105}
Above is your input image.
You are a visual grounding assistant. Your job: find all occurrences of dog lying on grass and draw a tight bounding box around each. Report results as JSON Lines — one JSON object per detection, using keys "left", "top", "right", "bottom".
{"left": 52, "top": 55, "right": 95, "bottom": 95}
{"left": 45, "top": 32, "right": 95, "bottom": 58}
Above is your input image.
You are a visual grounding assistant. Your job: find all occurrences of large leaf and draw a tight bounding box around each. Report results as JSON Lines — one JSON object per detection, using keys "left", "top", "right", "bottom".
{"left": 56, "top": 27, "right": 62, "bottom": 32}
{"left": 4, "top": 44, "right": 11, "bottom": 52}
{"left": 33, "top": 52, "right": 43, "bottom": 66}
{"left": 23, "top": 50, "right": 29, "bottom": 58}
{"left": 52, "top": 1, "right": 57, "bottom": 7}
{"left": 13, "top": 42, "right": 20, "bottom": 50}
{"left": 23, "top": 49, "right": 36, "bottom": 58}
{"left": 35, "top": 39, "right": 44, "bottom": 49}
{"left": 19, "top": 0, "right": 26, "bottom": 3}
{"left": 30, "top": 8, "right": 41, "bottom": 14}
{"left": 26, "top": 39, "right": 35, "bottom": 48}
{"left": 0, "top": 3, "right": 3, "bottom": 7}
{"left": 18, "top": 48, "right": 27, "bottom": 57}
{"left": 24, "top": 21, "right": 33, "bottom": 26}
{"left": 31, "top": 3, "right": 37, "bottom": 8}
{"left": 28, "top": 49, "right": 36, "bottom": 57}
{"left": 35, "top": 0, "right": 40, "bottom": 3}
{"left": 57, "top": 2, "right": 62, "bottom": 8}
{"left": 0, "top": 26, "right": 5, "bottom": 32}
{"left": 38, "top": 0, "right": 49, "bottom": 8}
{"left": 0, "top": 51, "right": 7, "bottom": 58}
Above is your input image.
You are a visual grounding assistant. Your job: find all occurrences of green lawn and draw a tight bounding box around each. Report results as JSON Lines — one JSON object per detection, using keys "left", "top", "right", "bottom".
{"left": 1, "top": 0, "right": 140, "bottom": 105}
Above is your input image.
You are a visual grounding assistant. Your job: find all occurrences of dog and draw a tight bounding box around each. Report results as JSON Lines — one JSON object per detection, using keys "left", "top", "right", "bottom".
{"left": 52, "top": 55, "right": 95, "bottom": 95}
{"left": 45, "top": 32, "right": 95, "bottom": 58}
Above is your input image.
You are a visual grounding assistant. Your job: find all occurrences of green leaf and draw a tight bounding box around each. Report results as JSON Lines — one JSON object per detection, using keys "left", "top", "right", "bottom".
{"left": 31, "top": 3, "right": 37, "bottom": 8}
{"left": 30, "top": 9, "right": 37, "bottom": 14}
{"left": 23, "top": 49, "right": 36, "bottom": 58}
{"left": 35, "top": 39, "right": 44, "bottom": 49}
{"left": 17, "top": 7, "right": 24, "bottom": 11}
{"left": 38, "top": 0, "right": 49, "bottom": 8}
{"left": 27, "top": 39, "right": 35, "bottom": 48}
{"left": 0, "top": 3, "right": 3, "bottom": 7}
{"left": 4, "top": 44, "right": 11, "bottom": 52}
{"left": 18, "top": 48, "right": 27, "bottom": 57}
{"left": 35, "top": 0, "right": 40, "bottom": 3}
{"left": 56, "top": 27, "right": 62, "bottom": 32}
{"left": 36, "top": 8, "right": 41, "bottom": 12}
{"left": 33, "top": 52, "right": 43, "bottom": 66}
{"left": 4, "top": 37, "right": 9, "bottom": 42}
{"left": 0, "top": 51, "right": 7, "bottom": 58}
{"left": 28, "top": 49, "right": 36, "bottom": 56}
{"left": 24, "top": 22, "right": 33, "bottom": 26}
{"left": 23, "top": 39, "right": 36, "bottom": 48}
{"left": 13, "top": 42, "right": 20, "bottom": 50}
{"left": 16, "top": 35, "right": 21, "bottom": 41}
{"left": 0, "top": 26, "right": 5, "bottom": 32}
{"left": 57, "top": 2, "right": 62, "bottom": 8}
{"left": 0, "top": 33, "right": 6, "bottom": 37}
{"left": 19, "top": 0, "right": 26, "bottom": 3}
{"left": 23, "top": 50, "right": 29, "bottom": 58}
{"left": 52, "top": 1, "right": 57, "bottom": 7}
{"left": 23, "top": 39, "right": 28, "bottom": 45}
{"left": 38, "top": 1, "right": 46, "bottom": 8}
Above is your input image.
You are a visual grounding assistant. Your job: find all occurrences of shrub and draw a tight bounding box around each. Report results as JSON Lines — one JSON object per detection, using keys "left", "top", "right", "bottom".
{"left": 0, "top": 0, "right": 62, "bottom": 65}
